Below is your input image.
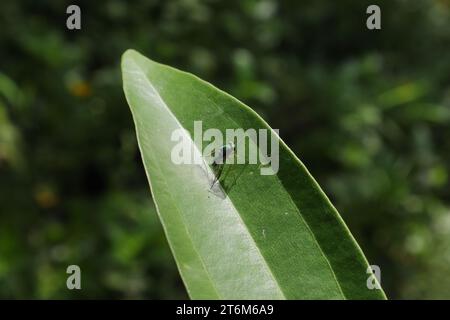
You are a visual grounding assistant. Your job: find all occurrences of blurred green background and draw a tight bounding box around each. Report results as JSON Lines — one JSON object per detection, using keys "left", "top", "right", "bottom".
{"left": 0, "top": 0, "right": 449, "bottom": 299}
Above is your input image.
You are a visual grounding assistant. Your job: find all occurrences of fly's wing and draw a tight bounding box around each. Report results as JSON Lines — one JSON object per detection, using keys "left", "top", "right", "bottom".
{"left": 210, "top": 161, "right": 225, "bottom": 188}
{"left": 201, "top": 145, "right": 229, "bottom": 188}
{"left": 211, "top": 146, "right": 238, "bottom": 188}
{"left": 196, "top": 146, "right": 221, "bottom": 185}
{"left": 210, "top": 146, "right": 232, "bottom": 188}
{"left": 208, "top": 144, "right": 241, "bottom": 190}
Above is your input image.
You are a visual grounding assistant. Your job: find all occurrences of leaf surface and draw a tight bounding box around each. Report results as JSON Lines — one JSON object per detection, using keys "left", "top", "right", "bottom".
{"left": 121, "top": 49, "right": 386, "bottom": 300}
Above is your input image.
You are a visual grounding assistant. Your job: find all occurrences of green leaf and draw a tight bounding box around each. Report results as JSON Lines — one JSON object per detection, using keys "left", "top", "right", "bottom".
{"left": 121, "top": 49, "right": 386, "bottom": 300}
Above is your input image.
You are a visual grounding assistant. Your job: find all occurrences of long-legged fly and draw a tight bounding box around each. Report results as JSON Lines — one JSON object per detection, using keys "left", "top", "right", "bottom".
{"left": 209, "top": 142, "right": 236, "bottom": 188}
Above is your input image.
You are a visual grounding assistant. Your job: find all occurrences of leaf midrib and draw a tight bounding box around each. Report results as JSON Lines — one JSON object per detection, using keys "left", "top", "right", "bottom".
{"left": 126, "top": 57, "right": 286, "bottom": 299}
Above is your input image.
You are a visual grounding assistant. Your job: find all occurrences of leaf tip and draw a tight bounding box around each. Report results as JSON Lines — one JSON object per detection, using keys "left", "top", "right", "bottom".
{"left": 121, "top": 49, "right": 140, "bottom": 66}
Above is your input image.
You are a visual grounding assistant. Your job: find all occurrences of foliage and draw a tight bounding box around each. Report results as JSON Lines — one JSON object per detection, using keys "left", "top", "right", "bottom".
{"left": 122, "top": 50, "right": 386, "bottom": 299}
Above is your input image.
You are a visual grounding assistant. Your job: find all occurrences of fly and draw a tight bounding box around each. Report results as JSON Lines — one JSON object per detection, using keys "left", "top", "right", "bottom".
{"left": 209, "top": 142, "right": 236, "bottom": 188}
